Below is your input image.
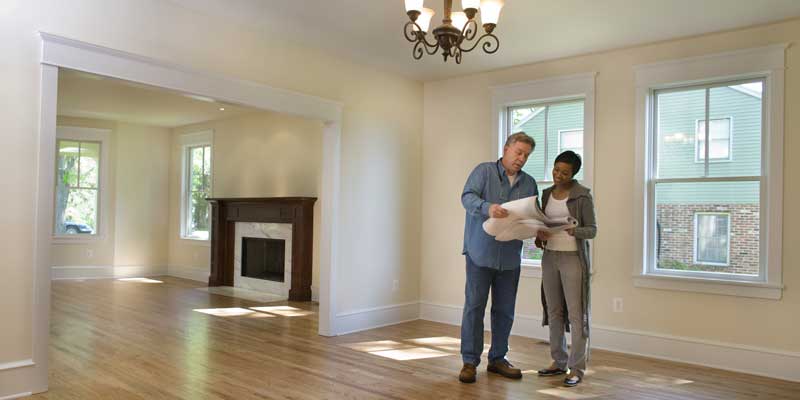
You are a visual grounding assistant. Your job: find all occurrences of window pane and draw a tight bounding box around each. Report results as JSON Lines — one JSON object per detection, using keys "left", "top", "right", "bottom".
{"left": 655, "top": 181, "right": 759, "bottom": 275}
{"left": 57, "top": 140, "right": 80, "bottom": 187}
{"left": 79, "top": 142, "right": 100, "bottom": 188}
{"left": 656, "top": 88, "right": 707, "bottom": 179}
{"left": 191, "top": 146, "right": 205, "bottom": 192}
{"left": 188, "top": 190, "right": 209, "bottom": 239}
{"left": 186, "top": 144, "right": 211, "bottom": 239}
{"left": 512, "top": 105, "right": 546, "bottom": 181}
{"left": 547, "top": 101, "right": 584, "bottom": 181}
{"left": 696, "top": 214, "right": 729, "bottom": 264}
{"left": 708, "top": 82, "right": 762, "bottom": 177}
{"left": 696, "top": 118, "right": 731, "bottom": 161}
{"left": 522, "top": 239, "right": 543, "bottom": 264}
{"left": 54, "top": 188, "right": 98, "bottom": 235}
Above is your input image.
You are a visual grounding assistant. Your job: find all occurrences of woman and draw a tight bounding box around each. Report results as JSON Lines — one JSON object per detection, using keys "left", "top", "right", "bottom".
{"left": 535, "top": 151, "right": 597, "bottom": 387}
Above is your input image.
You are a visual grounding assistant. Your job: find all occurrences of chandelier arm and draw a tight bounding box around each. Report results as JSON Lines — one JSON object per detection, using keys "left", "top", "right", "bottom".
{"left": 412, "top": 40, "right": 425, "bottom": 60}
{"left": 425, "top": 41, "right": 440, "bottom": 55}
{"left": 459, "top": 19, "right": 478, "bottom": 44}
{"left": 403, "top": 21, "right": 419, "bottom": 42}
{"left": 455, "top": 47, "right": 462, "bottom": 64}
{"left": 419, "top": 32, "right": 440, "bottom": 48}
{"left": 457, "top": 33, "right": 499, "bottom": 54}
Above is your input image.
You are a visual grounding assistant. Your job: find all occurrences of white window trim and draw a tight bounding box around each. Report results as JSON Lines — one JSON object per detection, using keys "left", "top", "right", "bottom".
{"left": 694, "top": 117, "right": 733, "bottom": 163}
{"left": 633, "top": 44, "right": 785, "bottom": 300}
{"left": 693, "top": 212, "right": 731, "bottom": 266}
{"left": 52, "top": 126, "right": 111, "bottom": 244}
{"left": 491, "top": 72, "right": 596, "bottom": 277}
{"left": 179, "top": 130, "right": 213, "bottom": 242}
{"left": 558, "top": 128, "right": 584, "bottom": 154}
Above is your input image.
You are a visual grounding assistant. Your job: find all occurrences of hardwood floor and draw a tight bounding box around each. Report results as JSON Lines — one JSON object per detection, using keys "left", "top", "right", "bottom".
{"left": 34, "top": 276, "right": 799, "bottom": 399}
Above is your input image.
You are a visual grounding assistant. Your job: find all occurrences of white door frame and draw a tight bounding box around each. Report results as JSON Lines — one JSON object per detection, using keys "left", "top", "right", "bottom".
{"left": 32, "top": 32, "right": 342, "bottom": 391}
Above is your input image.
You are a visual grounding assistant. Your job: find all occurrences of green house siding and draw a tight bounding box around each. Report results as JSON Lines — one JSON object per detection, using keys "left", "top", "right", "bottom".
{"left": 656, "top": 87, "right": 761, "bottom": 204}
{"left": 516, "top": 100, "right": 584, "bottom": 182}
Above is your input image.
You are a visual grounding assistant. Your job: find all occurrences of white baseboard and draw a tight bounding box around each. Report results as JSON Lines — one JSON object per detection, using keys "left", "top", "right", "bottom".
{"left": 420, "top": 302, "right": 800, "bottom": 383}
{"left": 52, "top": 265, "right": 167, "bottom": 280}
{"left": 0, "top": 360, "right": 34, "bottom": 372}
{"left": 166, "top": 265, "right": 209, "bottom": 283}
{"left": 335, "top": 302, "right": 420, "bottom": 336}
{"left": 0, "top": 392, "right": 32, "bottom": 400}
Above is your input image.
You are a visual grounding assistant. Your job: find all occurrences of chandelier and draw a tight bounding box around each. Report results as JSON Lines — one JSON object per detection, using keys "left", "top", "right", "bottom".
{"left": 403, "top": 0, "right": 505, "bottom": 64}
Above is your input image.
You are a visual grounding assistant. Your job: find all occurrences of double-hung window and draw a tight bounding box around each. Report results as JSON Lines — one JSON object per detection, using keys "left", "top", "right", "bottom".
{"left": 492, "top": 73, "right": 595, "bottom": 273}
{"left": 53, "top": 127, "right": 110, "bottom": 240}
{"left": 634, "top": 46, "right": 784, "bottom": 299}
{"left": 180, "top": 131, "right": 213, "bottom": 241}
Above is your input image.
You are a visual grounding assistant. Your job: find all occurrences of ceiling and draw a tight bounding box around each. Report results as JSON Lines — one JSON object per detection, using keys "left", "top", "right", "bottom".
{"left": 57, "top": 69, "right": 260, "bottom": 127}
{"left": 166, "top": 0, "right": 800, "bottom": 81}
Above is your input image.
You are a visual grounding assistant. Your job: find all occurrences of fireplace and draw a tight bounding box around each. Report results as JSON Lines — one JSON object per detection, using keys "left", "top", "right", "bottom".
{"left": 242, "top": 237, "right": 285, "bottom": 282}
{"left": 207, "top": 197, "right": 316, "bottom": 301}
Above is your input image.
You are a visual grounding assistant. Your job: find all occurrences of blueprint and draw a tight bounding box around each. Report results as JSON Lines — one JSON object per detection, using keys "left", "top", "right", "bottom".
{"left": 482, "top": 195, "right": 578, "bottom": 242}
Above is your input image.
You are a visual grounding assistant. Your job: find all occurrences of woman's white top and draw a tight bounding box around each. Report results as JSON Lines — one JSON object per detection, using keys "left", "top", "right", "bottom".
{"left": 544, "top": 196, "right": 578, "bottom": 251}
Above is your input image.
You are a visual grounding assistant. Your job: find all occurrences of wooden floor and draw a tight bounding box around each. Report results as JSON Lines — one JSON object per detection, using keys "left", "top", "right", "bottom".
{"left": 34, "top": 276, "right": 799, "bottom": 399}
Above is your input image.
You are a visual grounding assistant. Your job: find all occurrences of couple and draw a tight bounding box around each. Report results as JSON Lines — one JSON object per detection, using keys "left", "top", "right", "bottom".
{"left": 459, "top": 132, "right": 597, "bottom": 387}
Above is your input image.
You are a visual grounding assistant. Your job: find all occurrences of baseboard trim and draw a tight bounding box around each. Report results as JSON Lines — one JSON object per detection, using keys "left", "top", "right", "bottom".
{"left": 166, "top": 265, "right": 209, "bottom": 283}
{"left": 420, "top": 301, "right": 800, "bottom": 382}
{"left": 51, "top": 265, "right": 167, "bottom": 280}
{"left": 0, "top": 392, "right": 33, "bottom": 400}
{"left": 0, "top": 360, "right": 34, "bottom": 372}
{"left": 335, "top": 302, "right": 420, "bottom": 336}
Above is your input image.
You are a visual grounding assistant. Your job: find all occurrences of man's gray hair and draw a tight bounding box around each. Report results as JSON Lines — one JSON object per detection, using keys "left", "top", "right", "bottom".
{"left": 505, "top": 131, "right": 535, "bottom": 149}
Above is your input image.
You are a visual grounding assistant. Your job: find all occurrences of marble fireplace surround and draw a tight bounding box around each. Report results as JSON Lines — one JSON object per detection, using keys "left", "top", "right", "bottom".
{"left": 207, "top": 197, "right": 317, "bottom": 301}
{"left": 234, "top": 222, "right": 292, "bottom": 298}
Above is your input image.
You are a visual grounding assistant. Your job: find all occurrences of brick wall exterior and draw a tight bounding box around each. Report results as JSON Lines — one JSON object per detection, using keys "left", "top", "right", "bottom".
{"left": 657, "top": 204, "right": 759, "bottom": 275}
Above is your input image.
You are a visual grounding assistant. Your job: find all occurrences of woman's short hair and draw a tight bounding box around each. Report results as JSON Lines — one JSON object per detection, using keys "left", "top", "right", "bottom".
{"left": 555, "top": 150, "right": 582, "bottom": 176}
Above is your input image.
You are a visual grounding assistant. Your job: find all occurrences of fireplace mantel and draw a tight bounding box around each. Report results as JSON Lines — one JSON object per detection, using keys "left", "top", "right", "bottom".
{"left": 207, "top": 197, "right": 317, "bottom": 301}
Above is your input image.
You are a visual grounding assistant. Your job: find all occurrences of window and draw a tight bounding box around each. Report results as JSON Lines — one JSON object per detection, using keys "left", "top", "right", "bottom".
{"left": 492, "top": 73, "right": 595, "bottom": 273}
{"left": 507, "top": 100, "right": 585, "bottom": 264}
{"left": 652, "top": 80, "right": 761, "bottom": 277}
{"left": 53, "top": 127, "right": 110, "bottom": 240}
{"left": 54, "top": 140, "right": 100, "bottom": 235}
{"left": 694, "top": 213, "right": 730, "bottom": 266}
{"left": 695, "top": 118, "right": 731, "bottom": 162}
{"left": 181, "top": 132, "right": 213, "bottom": 240}
{"left": 559, "top": 129, "right": 584, "bottom": 157}
{"left": 634, "top": 45, "right": 785, "bottom": 299}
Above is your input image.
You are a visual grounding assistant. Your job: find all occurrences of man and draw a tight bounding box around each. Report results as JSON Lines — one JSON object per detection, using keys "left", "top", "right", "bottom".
{"left": 459, "top": 132, "right": 538, "bottom": 384}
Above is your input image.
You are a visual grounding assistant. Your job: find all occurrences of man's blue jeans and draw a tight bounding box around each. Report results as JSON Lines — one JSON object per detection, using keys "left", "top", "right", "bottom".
{"left": 460, "top": 255, "right": 521, "bottom": 366}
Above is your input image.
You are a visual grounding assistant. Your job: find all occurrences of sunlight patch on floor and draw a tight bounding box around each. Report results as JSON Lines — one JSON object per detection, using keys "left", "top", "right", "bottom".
{"left": 117, "top": 277, "right": 163, "bottom": 283}
{"left": 250, "top": 306, "right": 315, "bottom": 317}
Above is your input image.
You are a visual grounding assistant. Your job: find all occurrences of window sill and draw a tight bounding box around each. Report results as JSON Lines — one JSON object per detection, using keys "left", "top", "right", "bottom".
{"left": 52, "top": 236, "right": 104, "bottom": 245}
{"left": 179, "top": 237, "right": 211, "bottom": 246}
{"left": 633, "top": 273, "right": 782, "bottom": 300}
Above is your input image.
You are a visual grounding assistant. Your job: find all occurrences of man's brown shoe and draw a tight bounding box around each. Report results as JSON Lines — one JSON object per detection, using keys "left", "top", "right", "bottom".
{"left": 487, "top": 359, "right": 523, "bottom": 379}
{"left": 459, "top": 363, "right": 477, "bottom": 383}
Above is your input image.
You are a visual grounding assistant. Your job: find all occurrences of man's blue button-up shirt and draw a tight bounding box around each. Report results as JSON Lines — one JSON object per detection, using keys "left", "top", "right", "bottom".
{"left": 461, "top": 159, "right": 538, "bottom": 270}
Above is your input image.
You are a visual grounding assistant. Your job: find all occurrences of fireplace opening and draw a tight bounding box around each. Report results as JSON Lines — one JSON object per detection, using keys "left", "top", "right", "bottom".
{"left": 241, "top": 237, "right": 285, "bottom": 282}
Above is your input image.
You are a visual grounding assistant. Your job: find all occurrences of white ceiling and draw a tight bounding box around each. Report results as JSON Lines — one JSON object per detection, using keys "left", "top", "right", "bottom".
{"left": 166, "top": 0, "right": 800, "bottom": 81}
{"left": 57, "top": 69, "right": 259, "bottom": 127}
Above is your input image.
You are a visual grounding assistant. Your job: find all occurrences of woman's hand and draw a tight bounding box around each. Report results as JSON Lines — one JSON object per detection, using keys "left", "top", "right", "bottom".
{"left": 536, "top": 230, "right": 550, "bottom": 241}
{"left": 534, "top": 238, "right": 545, "bottom": 249}
{"left": 566, "top": 228, "right": 575, "bottom": 236}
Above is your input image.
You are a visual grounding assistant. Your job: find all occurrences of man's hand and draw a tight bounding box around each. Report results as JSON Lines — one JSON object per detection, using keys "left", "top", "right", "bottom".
{"left": 534, "top": 238, "right": 545, "bottom": 249}
{"left": 489, "top": 204, "right": 509, "bottom": 218}
{"left": 566, "top": 228, "right": 575, "bottom": 236}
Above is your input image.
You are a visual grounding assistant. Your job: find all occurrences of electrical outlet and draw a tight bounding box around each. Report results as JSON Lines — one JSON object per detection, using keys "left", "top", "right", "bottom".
{"left": 86, "top": 249, "right": 93, "bottom": 259}
{"left": 613, "top": 297, "right": 624, "bottom": 313}
{"left": 392, "top": 279, "right": 400, "bottom": 292}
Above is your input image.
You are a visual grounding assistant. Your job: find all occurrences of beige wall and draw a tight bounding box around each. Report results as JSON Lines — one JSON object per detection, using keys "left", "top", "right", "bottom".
{"left": 168, "top": 111, "right": 325, "bottom": 292}
{"left": 50, "top": 117, "right": 171, "bottom": 269}
{"left": 0, "top": 2, "right": 421, "bottom": 392}
{"left": 421, "top": 19, "right": 800, "bottom": 353}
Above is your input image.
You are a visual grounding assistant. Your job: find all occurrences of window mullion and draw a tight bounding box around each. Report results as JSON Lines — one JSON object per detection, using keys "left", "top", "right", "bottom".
{"left": 543, "top": 106, "right": 549, "bottom": 179}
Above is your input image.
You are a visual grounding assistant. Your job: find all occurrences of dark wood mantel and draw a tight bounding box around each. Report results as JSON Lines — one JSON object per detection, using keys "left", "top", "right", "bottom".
{"left": 207, "top": 197, "right": 317, "bottom": 301}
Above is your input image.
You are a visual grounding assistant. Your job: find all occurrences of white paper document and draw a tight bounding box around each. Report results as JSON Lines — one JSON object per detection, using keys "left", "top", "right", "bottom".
{"left": 482, "top": 196, "right": 578, "bottom": 242}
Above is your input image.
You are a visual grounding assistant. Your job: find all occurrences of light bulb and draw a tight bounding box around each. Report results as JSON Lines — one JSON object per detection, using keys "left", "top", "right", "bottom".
{"left": 450, "top": 11, "right": 468, "bottom": 31}
{"left": 480, "top": 0, "right": 504, "bottom": 25}
{"left": 416, "top": 8, "right": 435, "bottom": 32}
{"left": 405, "top": 0, "right": 424, "bottom": 12}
